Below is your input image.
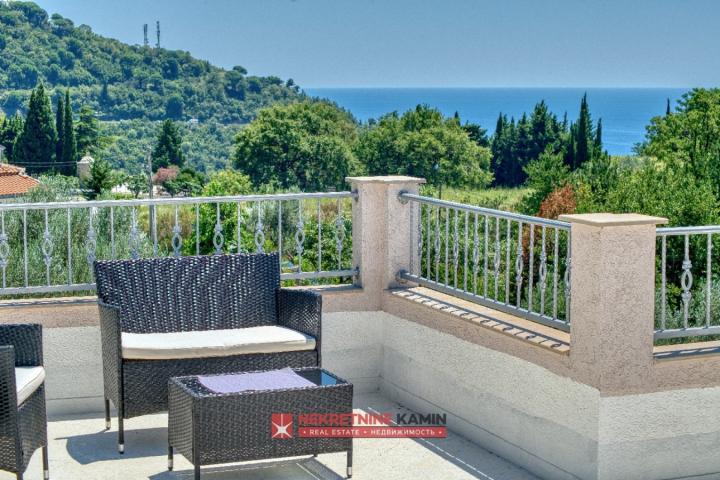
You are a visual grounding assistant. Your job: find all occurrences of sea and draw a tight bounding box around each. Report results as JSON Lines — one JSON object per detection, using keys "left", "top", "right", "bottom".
{"left": 305, "top": 88, "right": 688, "bottom": 156}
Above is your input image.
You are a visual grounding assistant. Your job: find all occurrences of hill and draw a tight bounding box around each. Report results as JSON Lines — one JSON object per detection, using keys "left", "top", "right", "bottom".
{"left": 0, "top": 1, "right": 301, "bottom": 123}
{"left": 0, "top": 2, "right": 303, "bottom": 172}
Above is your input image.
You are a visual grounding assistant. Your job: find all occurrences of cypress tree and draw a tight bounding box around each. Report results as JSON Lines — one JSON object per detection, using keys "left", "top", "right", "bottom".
{"left": 564, "top": 122, "right": 577, "bottom": 169}
{"left": 0, "top": 113, "right": 23, "bottom": 160}
{"left": 574, "top": 93, "right": 593, "bottom": 169}
{"left": 491, "top": 114, "right": 506, "bottom": 185}
{"left": 666, "top": 98, "right": 672, "bottom": 116}
{"left": 594, "top": 118, "right": 603, "bottom": 153}
{"left": 61, "top": 90, "right": 77, "bottom": 175}
{"left": 75, "top": 106, "right": 100, "bottom": 156}
{"left": 14, "top": 83, "right": 57, "bottom": 175}
{"left": 152, "top": 120, "right": 184, "bottom": 170}
{"left": 55, "top": 95, "right": 65, "bottom": 163}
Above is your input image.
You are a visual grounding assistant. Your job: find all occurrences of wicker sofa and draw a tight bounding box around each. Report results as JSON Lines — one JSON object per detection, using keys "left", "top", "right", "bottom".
{"left": 0, "top": 324, "right": 49, "bottom": 480}
{"left": 95, "top": 253, "right": 321, "bottom": 454}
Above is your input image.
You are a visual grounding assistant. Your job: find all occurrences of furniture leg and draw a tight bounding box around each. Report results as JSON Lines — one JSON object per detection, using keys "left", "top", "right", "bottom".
{"left": 347, "top": 446, "right": 353, "bottom": 478}
{"left": 42, "top": 445, "right": 49, "bottom": 479}
{"left": 117, "top": 415, "right": 124, "bottom": 454}
{"left": 104, "top": 398, "right": 111, "bottom": 430}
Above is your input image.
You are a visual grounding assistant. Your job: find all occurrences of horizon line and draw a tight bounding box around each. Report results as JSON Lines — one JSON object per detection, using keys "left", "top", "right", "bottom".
{"left": 304, "top": 85, "right": 695, "bottom": 90}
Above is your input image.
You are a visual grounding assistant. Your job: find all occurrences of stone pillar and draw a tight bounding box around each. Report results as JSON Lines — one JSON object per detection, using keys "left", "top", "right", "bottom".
{"left": 559, "top": 213, "right": 667, "bottom": 394}
{"left": 347, "top": 176, "right": 426, "bottom": 309}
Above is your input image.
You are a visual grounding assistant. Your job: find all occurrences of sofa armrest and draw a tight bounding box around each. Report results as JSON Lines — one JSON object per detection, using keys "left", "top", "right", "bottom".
{"left": 0, "top": 346, "right": 18, "bottom": 433}
{"left": 98, "top": 302, "right": 123, "bottom": 405}
{"left": 277, "top": 289, "right": 321, "bottom": 344}
{"left": 0, "top": 323, "right": 42, "bottom": 367}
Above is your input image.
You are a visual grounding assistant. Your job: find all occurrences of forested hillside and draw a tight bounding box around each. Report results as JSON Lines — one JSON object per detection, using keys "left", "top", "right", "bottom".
{"left": 0, "top": 1, "right": 302, "bottom": 171}
{"left": 0, "top": 2, "right": 300, "bottom": 122}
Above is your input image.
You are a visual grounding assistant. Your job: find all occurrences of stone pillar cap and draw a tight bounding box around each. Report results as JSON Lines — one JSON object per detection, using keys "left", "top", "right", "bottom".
{"left": 559, "top": 213, "right": 668, "bottom": 227}
{"left": 345, "top": 176, "right": 426, "bottom": 184}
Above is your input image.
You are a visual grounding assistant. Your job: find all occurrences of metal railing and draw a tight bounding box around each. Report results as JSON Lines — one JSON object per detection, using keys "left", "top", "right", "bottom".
{"left": 655, "top": 226, "right": 720, "bottom": 340}
{"left": 397, "top": 193, "right": 572, "bottom": 332}
{"left": 0, "top": 192, "right": 357, "bottom": 297}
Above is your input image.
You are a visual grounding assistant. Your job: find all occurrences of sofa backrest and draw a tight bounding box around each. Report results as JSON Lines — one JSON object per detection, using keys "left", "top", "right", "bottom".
{"left": 95, "top": 253, "right": 280, "bottom": 333}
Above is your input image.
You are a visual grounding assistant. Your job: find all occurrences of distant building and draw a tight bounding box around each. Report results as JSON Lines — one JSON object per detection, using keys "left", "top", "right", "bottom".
{"left": 0, "top": 164, "right": 40, "bottom": 199}
{"left": 77, "top": 155, "right": 94, "bottom": 180}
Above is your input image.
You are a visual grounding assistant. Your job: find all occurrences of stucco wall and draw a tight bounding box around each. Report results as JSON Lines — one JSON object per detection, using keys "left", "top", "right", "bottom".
{"left": 598, "top": 388, "right": 720, "bottom": 480}
{"left": 8, "top": 295, "right": 720, "bottom": 480}
{"left": 378, "top": 312, "right": 599, "bottom": 480}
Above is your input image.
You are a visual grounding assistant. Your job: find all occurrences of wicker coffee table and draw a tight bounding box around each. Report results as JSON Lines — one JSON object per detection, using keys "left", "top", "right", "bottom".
{"left": 168, "top": 367, "right": 353, "bottom": 479}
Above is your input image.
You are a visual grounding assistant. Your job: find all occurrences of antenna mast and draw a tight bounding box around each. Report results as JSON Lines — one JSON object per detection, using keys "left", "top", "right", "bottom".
{"left": 156, "top": 21, "right": 161, "bottom": 48}
{"left": 143, "top": 24, "right": 148, "bottom": 47}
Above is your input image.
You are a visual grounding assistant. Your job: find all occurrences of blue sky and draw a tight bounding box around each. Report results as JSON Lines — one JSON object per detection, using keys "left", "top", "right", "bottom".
{"left": 34, "top": 0, "right": 719, "bottom": 88}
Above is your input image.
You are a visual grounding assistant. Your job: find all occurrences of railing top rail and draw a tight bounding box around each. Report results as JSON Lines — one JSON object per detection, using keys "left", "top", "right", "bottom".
{"left": 656, "top": 225, "right": 720, "bottom": 236}
{"left": 0, "top": 191, "right": 357, "bottom": 212}
{"left": 398, "top": 192, "right": 571, "bottom": 229}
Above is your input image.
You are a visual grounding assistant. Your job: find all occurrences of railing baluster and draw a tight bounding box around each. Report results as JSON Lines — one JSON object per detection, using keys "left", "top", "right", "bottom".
{"left": 552, "top": 227, "right": 559, "bottom": 320}
{"left": 483, "top": 215, "right": 489, "bottom": 298}
{"left": 425, "top": 204, "right": 431, "bottom": 279}
{"left": 67, "top": 209, "right": 72, "bottom": 285}
{"left": 539, "top": 226, "right": 547, "bottom": 316}
{"left": 130, "top": 207, "right": 140, "bottom": 259}
{"left": 564, "top": 240, "right": 571, "bottom": 323}
{"left": 660, "top": 235, "right": 667, "bottom": 330}
{"left": 171, "top": 206, "right": 182, "bottom": 258}
{"left": 515, "top": 222, "right": 524, "bottom": 308}
{"left": 463, "top": 211, "right": 469, "bottom": 292}
{"left": 505, "top": 220, "right": 511, "bottom": 304}
{"left": 444, "top": 207, "right": 449, "bottom": 285}
{"left": 528, "top": 224, "right": 535, "bottom": 312}
{"left": 110, "top": 207, "right": 116, "bottom": 260}
{"left": 151, "top": 205, "right": 158, "bottom": 257}
{"left": 472, "top": 213, "right": 479, "bottom": 294}
{"left": 452, "top": 209, "right": 459, "bottom": 289}
{"left": 335, "top": 199, "right": 345, "bottom": 271}
{"left": 0, "top": 211, "right": 8, "bottom": 288}
{"left": 86, "top": 207, "right": 97, "bottom": 276}
{"left": 434, "top": 207, "right": 440, "bottom": 283}
{"left": 195, "top": 204, "right": 200, "bottom": 256}
{"left": 707, "top": 233, "right": 712, "bottom": 328}
{"left": 278, "top": 201, "right": 283, "bottom": 268}
{"left": 316, "top": 199, "right": 322, "bottom": 272}
{"left": 295, "top": 200, "right": 305, "bottom": 273}
{"left": 681, "top": 234, "right": 693, "bottom": 329}
{"left": 213, "top": 203, "right": 224, "bottom": 255}
{"left": 238, "top": 202, "right": 246, "bottom": 253}
{"left": 42, "top": 209, "right": 53, "bottom": 286}
{"left": 237, "top": 202, "right": 242, "bottom": 254}
{"left": 23, "top": 209, "right": 28, "bottom": 288}
{"left": 494, "top": 217, "right": 500, "bottom": 300}
{"left": 417, "top": 204, "right": 424, "bottom": 277}
{"left": 255, "top": 202, "right": 265, "bottom": 253}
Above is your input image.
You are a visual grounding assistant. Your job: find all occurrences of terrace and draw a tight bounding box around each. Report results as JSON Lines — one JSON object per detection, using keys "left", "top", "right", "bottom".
{"left": 1, "top": 175, "right": 719, "bottom": 480}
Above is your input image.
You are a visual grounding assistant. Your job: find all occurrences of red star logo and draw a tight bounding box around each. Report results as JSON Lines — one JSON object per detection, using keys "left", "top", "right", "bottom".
{"left": 271, "top": 413, "right": 293, "bottom": 439}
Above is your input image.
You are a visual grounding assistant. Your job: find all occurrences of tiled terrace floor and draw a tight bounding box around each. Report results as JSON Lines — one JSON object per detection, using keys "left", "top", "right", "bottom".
{"left": 4, "top": 394, "right": 537, "bottom": 480}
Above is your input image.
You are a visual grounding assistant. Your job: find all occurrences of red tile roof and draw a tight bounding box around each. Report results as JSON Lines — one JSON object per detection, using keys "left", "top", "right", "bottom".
{"left": 0, "top": 164, "right": 40, "bottom": 197}
{"left": 0, "top": 164, "right": 25, "bottom": 175}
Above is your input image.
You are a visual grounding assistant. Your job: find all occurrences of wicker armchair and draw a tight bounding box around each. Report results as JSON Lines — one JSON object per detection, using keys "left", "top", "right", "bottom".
{"left": 0, "top": 324, "right": 49, "bottom": 480}
{"left": 95, "top": 253, "right": 321, "bottom": 454}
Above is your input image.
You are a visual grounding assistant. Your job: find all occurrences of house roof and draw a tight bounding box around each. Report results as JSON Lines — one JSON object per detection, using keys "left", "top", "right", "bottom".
{"left": 0, "top": 164, "right": 40, "bottom": 197}
{"left": 0, "top": 164, "right": 25, "bottom": 175}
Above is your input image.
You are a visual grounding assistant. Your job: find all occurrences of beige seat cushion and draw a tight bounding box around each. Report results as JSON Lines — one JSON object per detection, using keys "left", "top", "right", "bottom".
{"left": 121, "top": 326, "right": 316, "bottom": 360}
{"left": 15, "top": 366, "right": 45, "bottom": 405}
